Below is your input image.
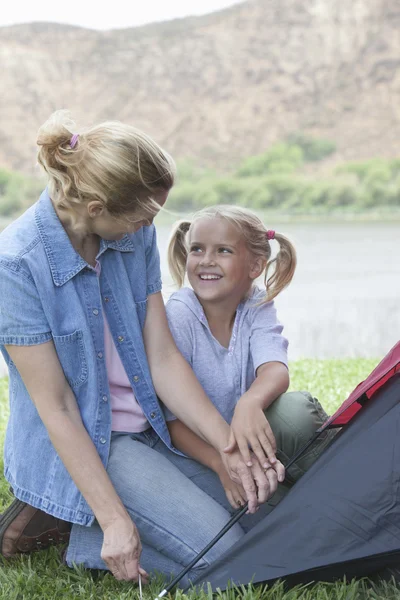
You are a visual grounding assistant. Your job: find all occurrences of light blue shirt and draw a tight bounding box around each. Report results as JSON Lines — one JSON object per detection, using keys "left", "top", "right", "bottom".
{"left": 0, "top": 189, "right": 174, "bottom": 526}
{"left": 165, "top": 287, "right": 288, "bottom": 424}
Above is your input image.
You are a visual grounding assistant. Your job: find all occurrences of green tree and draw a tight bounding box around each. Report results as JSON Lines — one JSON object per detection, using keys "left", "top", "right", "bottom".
{"left": 237, "top": 143, "right": 304, "bottom": 177}
{"left": 287, "top": 133, "right": 336, "bottom": 162}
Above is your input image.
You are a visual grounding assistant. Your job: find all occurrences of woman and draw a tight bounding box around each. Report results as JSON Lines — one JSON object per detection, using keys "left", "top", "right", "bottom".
{"left": 0, "top": 111, "right": 277, "bottom": 586}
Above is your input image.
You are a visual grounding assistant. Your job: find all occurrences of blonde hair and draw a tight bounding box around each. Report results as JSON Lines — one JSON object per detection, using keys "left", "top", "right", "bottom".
{"left": 37, "top": 110, "right": 175, "bottom": 223}
{"left": 168, "top": 205, "right": 296, "bottom": 304}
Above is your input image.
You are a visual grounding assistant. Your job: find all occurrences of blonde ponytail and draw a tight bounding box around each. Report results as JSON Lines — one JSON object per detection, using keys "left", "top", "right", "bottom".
{"left": 168, "top": 220, "right": 191, "bottom": 287}
{"left": 37, "top": 110, "right": 81, "bottom": 207}
{"left": 36, "top": 109, "right": 175, "bottom": 218}
{"left": 264, "top": 233, "right": 297, "bottom": 302}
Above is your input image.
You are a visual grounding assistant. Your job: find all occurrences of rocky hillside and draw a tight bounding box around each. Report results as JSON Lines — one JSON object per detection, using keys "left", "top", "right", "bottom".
{"left": 1, "top": 0, "right": 400, "bottom": 174}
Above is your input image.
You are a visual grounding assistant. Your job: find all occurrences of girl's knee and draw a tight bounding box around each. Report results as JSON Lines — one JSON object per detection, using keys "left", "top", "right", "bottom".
{"left": 266, "top": 391, "right": 328, "bottom": 442}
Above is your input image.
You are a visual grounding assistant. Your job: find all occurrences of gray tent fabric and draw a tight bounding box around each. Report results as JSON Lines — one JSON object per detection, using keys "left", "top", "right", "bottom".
{"left": 192, "top": 374, "right": 400, "bottom": 590}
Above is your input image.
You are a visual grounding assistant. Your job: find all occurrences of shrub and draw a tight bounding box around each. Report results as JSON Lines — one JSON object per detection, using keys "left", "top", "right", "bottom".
{"left": 237, "top": 143, "right": 304, "bottom": 177}
{"left": 287, "top": 133, "right": 336, "bottom": 162}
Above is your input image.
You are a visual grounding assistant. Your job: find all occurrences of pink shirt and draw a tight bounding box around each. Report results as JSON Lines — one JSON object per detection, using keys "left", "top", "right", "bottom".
{"left": 95, "top": 261, "right": 148, "bottom": 433}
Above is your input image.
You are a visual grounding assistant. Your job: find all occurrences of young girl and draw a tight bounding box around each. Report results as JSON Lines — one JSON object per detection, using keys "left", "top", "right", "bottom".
{"left": 0, "top": 114, "right": 278, "bottom": 586}
{"left": 166, "top": 205, "right": 334, "bottom": 519}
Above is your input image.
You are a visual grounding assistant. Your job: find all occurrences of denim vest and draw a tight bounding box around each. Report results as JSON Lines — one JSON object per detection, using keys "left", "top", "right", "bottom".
{"left": 0, "top": 189, "right": 174, "bottom": 525}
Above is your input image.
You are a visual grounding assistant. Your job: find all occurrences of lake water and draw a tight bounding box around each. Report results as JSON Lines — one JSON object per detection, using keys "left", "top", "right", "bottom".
{"left": 0, "top": 220, "right": 399, "bottom": 376}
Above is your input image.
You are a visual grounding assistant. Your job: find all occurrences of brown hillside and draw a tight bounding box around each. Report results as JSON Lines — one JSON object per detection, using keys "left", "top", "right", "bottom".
{"left": 1, "top": 0, "right": 400, "bottom": 174}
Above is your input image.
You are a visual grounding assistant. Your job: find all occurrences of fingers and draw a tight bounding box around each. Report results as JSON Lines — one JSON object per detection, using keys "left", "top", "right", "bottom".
{"left": 235, "top": 433, "right": 254, "bottom": 467}
{"left": 264, "top": 467, "right": 278, "bottom": 499}
{"left": 226, "top": 489, "right": 239, "bottom": 510}
{"left": 106, "top": 557, "right": 137, "bottom": 581}
{"left": 102, "top": 541, "right": 145, "bottom": 582}
{"left": 273, "top": 459, "right": 286, "bottom": 483}
{"left": 225, "top": 486, "right": 247, "bottom": 510}
{"left": 253, "top": 419, "right": 277, "bottom": 466}
{"left": 230, "top": 418, "right": 277, "bottom": 468}
{"left": 101, "top": 517, "right": 148, "bottom": 583}
{"left": 263, "top": 421, "right": 277, "bottom": 453}
{"left": 250, "top": 461, "right": 271, "bottom": 505}
{"left": 139, "top": 566, "right": 150, "bottom": 585}
{"left": 236, "top": 462, "right": 258, "bottom": 513}
{"left": 249, "top": 433, "right": 276, "bottom": 470}
{"left": 107, "top": 556, "right": 148, "bottom": 582}
{"left": 237, "top": 484, "right": 247, "bottom": 507}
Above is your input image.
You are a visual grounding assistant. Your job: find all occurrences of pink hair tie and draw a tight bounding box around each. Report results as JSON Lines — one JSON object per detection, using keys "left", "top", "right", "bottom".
{"left": 266, "top": 230, "right": 275, "bottom": 240}
{"left": 70, "top": 133, "right": 79, "bottom": 148}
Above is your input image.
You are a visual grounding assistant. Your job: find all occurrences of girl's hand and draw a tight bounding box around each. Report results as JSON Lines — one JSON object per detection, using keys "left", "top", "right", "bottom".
{"left": 225, "top": 395, "right": 280, "bottom": 470}
{"left": 101, "top": 516, "right": 149, "bottom": 583}
{"left": 215, "top": 464, "right": 247, "bottom": 510}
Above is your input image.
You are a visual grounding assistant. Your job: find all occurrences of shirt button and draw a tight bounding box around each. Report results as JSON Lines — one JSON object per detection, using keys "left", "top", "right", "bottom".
{"left": 97, "top": 352, "right": 103, "bottom": 359}
{"left": 150, "top": 412, "right": 157, "bottom": 419}
{"left": 133, "top": 375, "right": 139, "bottom": 382}
{"left": 104, "top": 297, "right": 109, "bottom": 303}
{"left": 118, "top": 336, "right": 124, "bottom": 342}
{"left": 102, "top": 395, "right": 108, "bottom": 403}
{"left": 93, "top": 309, "right": 99, "bottom": 316}
{"left": 99, "top": 437, "right": 107, "bottom": 444}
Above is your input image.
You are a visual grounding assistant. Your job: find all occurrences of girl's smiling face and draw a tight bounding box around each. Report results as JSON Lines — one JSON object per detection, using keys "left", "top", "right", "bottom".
{"left": 186, "top": 217, "right": 261, "bottom": 306}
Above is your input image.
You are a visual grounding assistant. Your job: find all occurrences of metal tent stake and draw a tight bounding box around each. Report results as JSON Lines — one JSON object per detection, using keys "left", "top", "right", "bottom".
{"left": 154, "top": 428, "right": 325, "bottom": 599}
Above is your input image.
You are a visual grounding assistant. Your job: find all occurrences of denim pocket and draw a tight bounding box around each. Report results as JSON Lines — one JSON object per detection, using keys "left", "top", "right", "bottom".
{"left": 53, "top": 330, "right": 88, "bottom": 389}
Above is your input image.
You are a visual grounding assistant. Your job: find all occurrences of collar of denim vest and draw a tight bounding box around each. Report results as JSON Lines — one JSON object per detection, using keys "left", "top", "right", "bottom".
{"left": 35, "top": 188, "right": 135, "bottom": 287}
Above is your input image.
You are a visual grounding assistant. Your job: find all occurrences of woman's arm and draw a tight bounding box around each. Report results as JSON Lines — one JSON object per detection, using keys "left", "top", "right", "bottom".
{"left": 143, "top": 292, "right": 271, "bottom": 512}
{"left": 5, "top": 341, "right": 147, "bottom": 583}
{"left": 144, "top": 294, "right": 234, "bottom": 447}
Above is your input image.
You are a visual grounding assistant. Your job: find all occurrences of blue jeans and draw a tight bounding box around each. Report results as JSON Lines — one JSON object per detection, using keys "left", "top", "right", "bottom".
{"left": 66, "top": 429, "right": 244, "bottom": 587}
{"left": 66, "top": 392, "right": 334, "bottom": 586}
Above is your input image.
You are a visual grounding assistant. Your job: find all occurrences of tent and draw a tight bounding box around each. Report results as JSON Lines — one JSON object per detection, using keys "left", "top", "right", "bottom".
{"left": 193, "top": 341, "right": 400, "bottom": 590}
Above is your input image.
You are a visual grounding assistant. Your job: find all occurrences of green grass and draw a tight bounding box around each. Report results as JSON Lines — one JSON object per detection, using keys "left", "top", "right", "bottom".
{"left": 0, "top": 359, "right": 399, "bottom": 599}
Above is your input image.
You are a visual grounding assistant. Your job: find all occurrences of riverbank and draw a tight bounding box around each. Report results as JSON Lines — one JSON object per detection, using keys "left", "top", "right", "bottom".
{"left": 2, "top": 207, "right": 400, "bottom": 235}
{"left": 153, "top": 207, "right": 400, "bottom": 227}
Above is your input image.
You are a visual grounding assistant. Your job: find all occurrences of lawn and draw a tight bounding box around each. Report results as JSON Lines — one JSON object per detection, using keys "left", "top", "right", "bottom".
{"left": 0, "top": 359, "right": 399, "bottom": 600}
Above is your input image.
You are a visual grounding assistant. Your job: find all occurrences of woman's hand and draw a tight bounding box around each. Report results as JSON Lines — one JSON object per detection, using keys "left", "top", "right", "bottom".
{"left": 220, "top": 448, "right": 282, "bottom": 513}
{"left": 225, "top": 395, "right": 279, "bottom": 469}
{"left": 215, "top": 464, "right": 247, "bottom": 510}
{"left": 101, "top": 516, "right": 149, "bottom": 583}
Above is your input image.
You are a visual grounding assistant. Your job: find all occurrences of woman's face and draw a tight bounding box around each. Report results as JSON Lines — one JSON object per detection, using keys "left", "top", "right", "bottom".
{"left": 89, "top": 189, "right": 169, "bottom": 240}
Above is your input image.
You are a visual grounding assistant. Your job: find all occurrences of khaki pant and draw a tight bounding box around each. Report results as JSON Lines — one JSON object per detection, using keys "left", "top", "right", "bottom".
{"left": 259, "top": 391, "right": 337, "bottom": 514}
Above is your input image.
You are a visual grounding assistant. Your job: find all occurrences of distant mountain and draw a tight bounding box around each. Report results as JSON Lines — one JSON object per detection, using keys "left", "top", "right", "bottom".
{"left": 1, "top": 0, "right": 400, "bottom": 174}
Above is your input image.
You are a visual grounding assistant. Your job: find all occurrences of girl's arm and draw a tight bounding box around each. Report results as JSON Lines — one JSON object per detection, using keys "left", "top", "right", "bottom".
{"left": 167, "top": 419, "right": 222, "bottom": 472}
{"left": 5, "top": 342, "right": 147, "bottom": 584}
{"left": 225, "top": 361, "right": 289, "bottom": 468}
{"left": 143, "top": 292, "right": 272, "bottom": 512}
{"left": 167, "top": 419, "right": 247, "bottom": 508}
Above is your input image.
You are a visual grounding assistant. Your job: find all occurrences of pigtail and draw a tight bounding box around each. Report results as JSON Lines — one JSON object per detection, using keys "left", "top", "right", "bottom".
{"left": 264, "top": 233, "right": 297, "bottom": 302}
{"left": 167, "top": 220, "right": 191, "bottom": 287}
